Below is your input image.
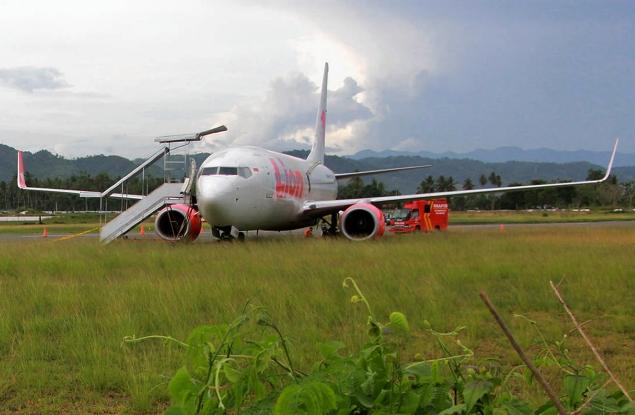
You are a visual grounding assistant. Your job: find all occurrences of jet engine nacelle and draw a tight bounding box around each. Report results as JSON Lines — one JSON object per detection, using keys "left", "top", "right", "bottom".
{"left": 154, "top": 204, "right": 202, "bottom": 242}
{"left": 340, "top": 203, "right": 385, "bottom": 241}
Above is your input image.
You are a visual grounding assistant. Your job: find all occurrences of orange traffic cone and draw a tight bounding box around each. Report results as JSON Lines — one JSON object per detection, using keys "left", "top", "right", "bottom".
{"left": 42, "top": 227, "right": 48, "bottom": 238}
{"left": 139, "top": 224, "right": 145, "bottom": 236}
{"left": 304, "top": 227, "right": 313, "bottom": 237}
{"left": 499, "top": 224, "right": 505, "bottom": 232}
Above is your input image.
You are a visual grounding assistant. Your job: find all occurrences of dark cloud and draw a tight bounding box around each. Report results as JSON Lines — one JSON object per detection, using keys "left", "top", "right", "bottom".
{"left": 270, "top": 1, "right": 635, "bottom": 152}
{"left": 0, "top": 66, "right": 71, "bottom": 93}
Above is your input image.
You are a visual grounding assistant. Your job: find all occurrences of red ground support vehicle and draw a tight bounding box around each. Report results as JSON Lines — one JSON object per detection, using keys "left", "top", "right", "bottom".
{"left": 388, "top": 199, "right": 449, "bottom": 233}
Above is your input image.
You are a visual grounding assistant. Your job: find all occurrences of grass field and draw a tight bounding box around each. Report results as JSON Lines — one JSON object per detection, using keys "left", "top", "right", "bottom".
{"left": 0, "top": 225, "right": 634, "bottom": 414}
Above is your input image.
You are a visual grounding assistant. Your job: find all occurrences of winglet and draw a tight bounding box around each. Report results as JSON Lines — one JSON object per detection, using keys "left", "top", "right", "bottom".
{"left": 600, "top": 138, "right": 619, "bottom": 182}
{"left": 17, "top": 151, "right": 27, "bottom": 189}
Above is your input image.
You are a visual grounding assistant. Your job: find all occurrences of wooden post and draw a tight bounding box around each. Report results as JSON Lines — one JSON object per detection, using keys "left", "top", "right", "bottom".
{"left": 549, "top": 281, "right": 632, "bottom": 401}
{"left": 480, "top": 291, "right": 569, "bottom": 415}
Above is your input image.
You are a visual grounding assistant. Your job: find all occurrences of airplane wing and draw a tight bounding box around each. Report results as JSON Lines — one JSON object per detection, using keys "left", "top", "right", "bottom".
{"left": 303, "top": 139, "right": 619, "bottom": 217}
{"left": 335, "top": 165, "right": 432, "bottom": 180}
{"left": 17, "top": 151, "right": 144, "bottom": 200}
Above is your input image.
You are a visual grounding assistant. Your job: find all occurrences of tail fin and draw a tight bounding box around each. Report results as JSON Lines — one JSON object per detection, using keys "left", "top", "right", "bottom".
{"left": 307, "top": 62, "right": 328, "bottom": 165}
{"left": 17, "top": 151, "right": 27, "bottom": 189}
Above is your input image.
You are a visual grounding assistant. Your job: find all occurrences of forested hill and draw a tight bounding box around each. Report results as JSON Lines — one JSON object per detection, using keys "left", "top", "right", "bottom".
{"left": 1, "top": 144, "right": 634, "bottom": 194}
{"left": 286, "top": 151, "right": 635, "bottom": 193}
{"left": 0, "top": 144, "right": 164, "bottom": 182}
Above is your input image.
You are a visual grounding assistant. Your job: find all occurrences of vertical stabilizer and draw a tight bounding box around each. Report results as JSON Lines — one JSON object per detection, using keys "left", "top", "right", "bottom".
{"left": 307, "top": 62, "right": 328, "bottom": 164}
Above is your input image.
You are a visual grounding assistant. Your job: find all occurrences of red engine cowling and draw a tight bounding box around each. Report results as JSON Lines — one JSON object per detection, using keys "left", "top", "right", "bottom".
{"left": 154, "top": 204, "right": 202, "bottom": 242}
{"left": 340, "top": 203, "right": 385, "bottom": 241}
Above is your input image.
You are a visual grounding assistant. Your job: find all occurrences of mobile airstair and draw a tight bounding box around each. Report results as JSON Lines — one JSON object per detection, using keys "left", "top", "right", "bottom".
{"left": 98, "top": 125, "right": 227, "bottom": 244}
{"left": 99, "top": 182, "right": 188, "bottom": 244}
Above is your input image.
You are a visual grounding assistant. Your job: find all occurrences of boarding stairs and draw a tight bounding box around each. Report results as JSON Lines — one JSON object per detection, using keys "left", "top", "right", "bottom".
{"left": 99, "top": 182, "right": 189, "bottom": 244}
{"left": 98, "top": 125, "right": 227, "bottom": 244}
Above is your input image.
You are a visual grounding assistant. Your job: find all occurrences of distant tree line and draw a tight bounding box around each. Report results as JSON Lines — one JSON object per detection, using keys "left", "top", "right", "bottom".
{"left": 2, "top": 168, "right": 632, "bottom": 212}
{"left": 338, "top": 169, "right": 634, "bottom": 210}
{"left": 337, "top": 176, "right": 401, "bottom": 199}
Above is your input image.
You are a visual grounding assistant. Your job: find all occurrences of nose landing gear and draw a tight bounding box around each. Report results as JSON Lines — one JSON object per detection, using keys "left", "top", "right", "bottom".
{"left": 212, "top": 225, "right": 245, "bottom": 242}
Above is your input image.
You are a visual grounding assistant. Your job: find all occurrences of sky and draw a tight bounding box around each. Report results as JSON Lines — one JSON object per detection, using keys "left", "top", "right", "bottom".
{"left": 0, "top": 0, "right": 634, "bottom": 158}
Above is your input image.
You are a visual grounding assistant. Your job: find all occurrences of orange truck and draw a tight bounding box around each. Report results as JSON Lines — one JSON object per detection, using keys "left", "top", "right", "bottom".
{"left": 388, "top": 198, "right": 449, "bottom": 233}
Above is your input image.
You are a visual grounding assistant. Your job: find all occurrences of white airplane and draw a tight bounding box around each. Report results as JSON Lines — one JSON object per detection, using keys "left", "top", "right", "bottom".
{"left": 17, "top": 63, "right": 618, "bottom": 242}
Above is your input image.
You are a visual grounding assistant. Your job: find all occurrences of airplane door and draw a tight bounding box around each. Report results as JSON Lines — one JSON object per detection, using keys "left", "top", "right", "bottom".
{"left": 235, "top": 167, "right": 258, "bottom": 209}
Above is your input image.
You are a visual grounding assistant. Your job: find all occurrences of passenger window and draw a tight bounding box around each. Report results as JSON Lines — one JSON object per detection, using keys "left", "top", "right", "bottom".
{"left": 200, "top": 167, "right": 218, "bottom": 175}
{"left": 238, "top": 167, "right": 252, "bottom": 178}
{"left": 219, "top": 167, "right": 238, "bottom": 175}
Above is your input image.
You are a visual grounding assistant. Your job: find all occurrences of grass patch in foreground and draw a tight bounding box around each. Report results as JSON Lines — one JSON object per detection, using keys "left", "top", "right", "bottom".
{"left": 0, "top": 225, "right": 634, "bottom": 413}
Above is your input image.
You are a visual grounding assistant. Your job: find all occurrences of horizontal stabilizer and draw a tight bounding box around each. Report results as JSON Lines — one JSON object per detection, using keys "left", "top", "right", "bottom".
{"left": 335, "top": 165, "right": 432, "bottom": 180}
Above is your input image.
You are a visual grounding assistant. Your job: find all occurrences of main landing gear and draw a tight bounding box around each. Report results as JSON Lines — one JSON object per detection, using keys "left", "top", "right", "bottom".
{"left": 320, "top": 212, "right": 340, "bottom": 237}
{"left": 212, "top": 225, "right": 245, "bottom": 242}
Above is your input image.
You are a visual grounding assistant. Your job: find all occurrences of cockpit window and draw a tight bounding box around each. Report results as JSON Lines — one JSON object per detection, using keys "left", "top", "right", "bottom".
{"left": 219, "top": 167, "right": 238, "bottom": 175}
{"left": 238, "top": 167, "right": 252, "bottom": 178}
{"left": 200, "top": 166, "right": 249, "bottom": 177}
{"left": 200, "top": 166, "right": 218, "bottom": 176}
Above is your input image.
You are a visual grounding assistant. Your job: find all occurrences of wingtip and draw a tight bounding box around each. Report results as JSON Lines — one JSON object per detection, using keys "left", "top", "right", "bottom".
{"left": 601, "top": 138, "right": 619, "bottom": 181}
{"left": 17, "top": 150, "right": 26, "bottom": 189}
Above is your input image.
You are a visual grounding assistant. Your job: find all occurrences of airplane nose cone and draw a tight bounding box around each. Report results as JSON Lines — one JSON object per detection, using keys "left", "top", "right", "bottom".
{"left": 196, "top": 177, "right": 236, "bottom": 224}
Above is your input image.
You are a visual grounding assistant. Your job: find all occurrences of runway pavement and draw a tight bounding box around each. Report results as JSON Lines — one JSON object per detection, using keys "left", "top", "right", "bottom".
{"left": 1, "top": 220, "right": 634, "bottom": 242}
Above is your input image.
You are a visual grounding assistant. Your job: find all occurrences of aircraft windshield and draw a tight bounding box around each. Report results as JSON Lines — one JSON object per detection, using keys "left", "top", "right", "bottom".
{"left": 391, "top": 208, "right": 410, "bottom": 220}
{"left": 200, "top": 167, "right": 218, "bottom": 175}
{"left": 219, "top": 167, "right": 238, "bottom": 175}
{"left": 200, "top": 166, "right": 252, "bottom": 178}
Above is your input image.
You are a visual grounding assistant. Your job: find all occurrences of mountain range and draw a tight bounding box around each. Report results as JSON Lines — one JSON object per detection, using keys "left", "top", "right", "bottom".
{"left": 349, "top": 146, "right": 635, "bottom": 167}
{"left": 2, "top": 144, "right": 634, "bottom": 194}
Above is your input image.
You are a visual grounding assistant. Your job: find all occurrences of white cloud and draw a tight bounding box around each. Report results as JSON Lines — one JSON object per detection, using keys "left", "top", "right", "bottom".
{"left": 200, "top": 70, "right": 372, "bottom": 153}
{"left": 0, "top": 66, "right": 70, "bottom": 93}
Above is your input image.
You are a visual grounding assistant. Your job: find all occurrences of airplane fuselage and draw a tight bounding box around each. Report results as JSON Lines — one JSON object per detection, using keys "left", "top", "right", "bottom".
{"left": 196, "top": 146, "right": 337, "bottom": 231}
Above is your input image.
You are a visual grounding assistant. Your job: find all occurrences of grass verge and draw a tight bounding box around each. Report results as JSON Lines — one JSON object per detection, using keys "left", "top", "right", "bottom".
{"left": 0, "top": 224, "right": 633, "bottom": 413}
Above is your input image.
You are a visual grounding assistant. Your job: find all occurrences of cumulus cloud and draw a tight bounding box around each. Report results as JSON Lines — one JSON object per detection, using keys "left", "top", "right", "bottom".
{"left": 0, "top": 66, "right": 71, "bottom": 93}
{"left": 203, "top": 71, "right": 373, "bottom": 152}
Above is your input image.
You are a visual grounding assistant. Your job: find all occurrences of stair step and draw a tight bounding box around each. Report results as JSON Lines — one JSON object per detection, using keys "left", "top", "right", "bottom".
{"left": 100, "top": 182, "right": 186, "bottom": 244}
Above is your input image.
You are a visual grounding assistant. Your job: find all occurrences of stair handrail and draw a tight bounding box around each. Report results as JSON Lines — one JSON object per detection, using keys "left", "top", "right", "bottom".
{"left": 101, "top": 146, "right": 169, "bottom": 198}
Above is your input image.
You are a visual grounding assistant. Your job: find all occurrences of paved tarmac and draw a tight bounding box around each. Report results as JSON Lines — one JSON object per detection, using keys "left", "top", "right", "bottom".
{"left": 1, "top": 220, "right": 633, "bottom": 242}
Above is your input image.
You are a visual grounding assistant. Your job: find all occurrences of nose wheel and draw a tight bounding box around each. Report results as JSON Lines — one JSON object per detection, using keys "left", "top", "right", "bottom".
{"left": 212, "top": 225, "right": 245, "bottom": 242}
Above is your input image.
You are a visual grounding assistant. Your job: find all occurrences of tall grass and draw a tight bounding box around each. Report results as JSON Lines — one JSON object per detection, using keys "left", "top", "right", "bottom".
{"left": 0, "top": 225, "right": 633, "bottom": 413}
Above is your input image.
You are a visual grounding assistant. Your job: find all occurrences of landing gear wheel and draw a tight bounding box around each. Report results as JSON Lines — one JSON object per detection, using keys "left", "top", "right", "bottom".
{"left": 237, "top": 232, "right": 246, "bottom": 242}
{"left": 321, "top": 212, "right": 340, "bottom": 237}
{"left": 213, "top": 226, "right": 233, "bottom": 242}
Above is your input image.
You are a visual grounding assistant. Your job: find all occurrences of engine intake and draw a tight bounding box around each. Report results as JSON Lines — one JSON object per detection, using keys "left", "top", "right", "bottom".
{"left": 154, "top": 204, "right": 202, "bottom": 242}
{"left": 340, "top": 203, "right": 385, "bottom": 241}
